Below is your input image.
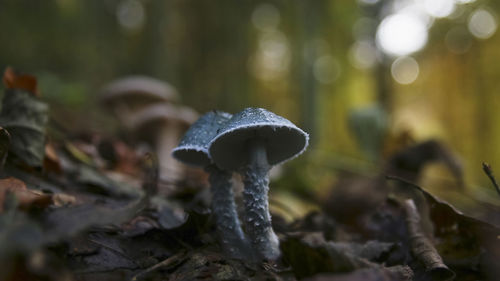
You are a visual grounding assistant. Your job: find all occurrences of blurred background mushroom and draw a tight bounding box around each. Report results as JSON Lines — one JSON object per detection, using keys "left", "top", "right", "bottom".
{"left": 99, "top": 76, "right": 198, "bottom": 186}
{"left": 99, "top": 76, "right": 179, "bottom": 128}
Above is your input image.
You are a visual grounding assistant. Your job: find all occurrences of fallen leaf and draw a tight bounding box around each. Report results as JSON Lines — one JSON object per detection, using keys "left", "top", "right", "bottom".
{"left": 281, "top": 233, "right": 376, "bottom": 279}
{"left": 43, "top": 142, "right": 62, "bottom": 174}
{"left": 41, "top": 196, "right": 147, "bottom": 244}
{"left": 0, "top": 177, "right": 52, "bottom": 212}
{"left": 387, "top": 176, "right": 500, "bottom": 279}
{"left": 64, "top": 142, "right": 94, "bottom": 165}
{"left": 0, "top": 88, "right": 48, "bottom": 167}
{"left": 329, "top": 240, "right": 398, "bottom": 263}
{"left": 166, "top": 250, "right": 252, "bottom": 281}
{"left": 0, "top": 209, "right": 44, "bottom": 279}
{"left": 75, "top": 164, "right": 141, "bottom": 198}
{"left": 131, "top": 251, "right": 187, "bottom": 281}
{"left": 3, "top": 67, "right": 39, "bottom": 96}
{"left": 69, "top": 232, "right": 139, "bottom": 274}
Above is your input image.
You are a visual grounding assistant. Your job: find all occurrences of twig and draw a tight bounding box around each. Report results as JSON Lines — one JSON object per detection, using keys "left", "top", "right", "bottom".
{"left": 482, "top": 162, "right": 500, "bottom": 197}
{"left": 131, "top": 250, "right": 187, "bottom": 281}
{"left": 403, "top": 199, "right": 455, "bottom": 281}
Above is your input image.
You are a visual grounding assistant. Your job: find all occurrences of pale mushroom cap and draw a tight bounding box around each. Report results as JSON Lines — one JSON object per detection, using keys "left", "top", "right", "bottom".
{"left": 99, "top": 75, "right": 179, "bottom": 105}
{"left": 128, "top": 103, "right": 198, "bottom": 131}
{"left": 208, "top": 107, "right": 309, "bottom": 171}
{"left": 172, "top": 111, "right": 232, "bottom": 167}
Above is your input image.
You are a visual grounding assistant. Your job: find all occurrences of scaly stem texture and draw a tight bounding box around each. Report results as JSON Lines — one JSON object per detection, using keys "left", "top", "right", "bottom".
{"left": 242, "top": 139, "right": 280, "bottom": 260}
{"left": 207, "top": 164, "right": 252, "bottom": 259}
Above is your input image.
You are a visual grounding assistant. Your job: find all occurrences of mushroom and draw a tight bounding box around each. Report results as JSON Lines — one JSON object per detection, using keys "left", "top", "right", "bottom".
{"left": 99, "top": 76, "right": 197, "bottom": 182}
{"left": 208, "top": 107, "right": 309, "bottom": 260}
{"left": 99, "top": 75, "right": 179, "bottom": 125}
{"left": 172, "top": 111, "right": 253, "bottom": 259}
{"left": 128, "top": 103, "right": 198, "bottom": 183}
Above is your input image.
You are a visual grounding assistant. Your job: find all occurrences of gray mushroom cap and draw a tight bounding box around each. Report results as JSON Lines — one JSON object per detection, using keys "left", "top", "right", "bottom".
{"left": 208, "top": 107, "right": 309, "bottom": 171}
{"left": 172, "top": 111, "right": 233, "bottom": 167}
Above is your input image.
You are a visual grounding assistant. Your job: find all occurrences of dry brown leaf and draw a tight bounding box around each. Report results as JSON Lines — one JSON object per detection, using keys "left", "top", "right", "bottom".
{"left": 2, "top": 67, "right": 39, "bottom": 96}
{"left": 0, "top": 177, "right": 52, "bottom": 212}
{"left": 0, "top": 177, "right": 75, "bottom": 212}
{"left": 43, "top": 142, "right": 62, "bottom": 174}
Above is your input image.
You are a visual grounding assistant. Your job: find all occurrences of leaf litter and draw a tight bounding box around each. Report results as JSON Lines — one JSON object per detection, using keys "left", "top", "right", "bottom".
{"left": 0, "top": 68, "right": 499, "bottom": 281}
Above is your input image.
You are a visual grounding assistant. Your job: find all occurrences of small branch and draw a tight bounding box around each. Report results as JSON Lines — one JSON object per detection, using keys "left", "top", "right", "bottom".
{"left": 131, "top": 250, "right": 187, "bottom": 281}
{"left": 482, "top": 162, "right": 500, "bottom": 197}
{"left": 403, "top": 199, "right": 455, "bottom": 281}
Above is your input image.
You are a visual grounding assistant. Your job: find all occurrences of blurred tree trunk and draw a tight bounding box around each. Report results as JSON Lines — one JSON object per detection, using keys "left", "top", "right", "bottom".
{"left": 170, "top": 0, "right": 251, "bottom": 112}
{"left": 293, "top": 0, "right": 326, "bottom": 148}
{"left": 361, "top": 1, "right": 393, "bottom": 111}
{"left": 141, "top": 0, "right": 169, "bottom": 76}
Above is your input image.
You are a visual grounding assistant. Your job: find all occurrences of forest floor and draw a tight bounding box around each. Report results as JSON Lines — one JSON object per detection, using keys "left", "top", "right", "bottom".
{"left": 0, "top": 69, "right": 499, "bottom": 281}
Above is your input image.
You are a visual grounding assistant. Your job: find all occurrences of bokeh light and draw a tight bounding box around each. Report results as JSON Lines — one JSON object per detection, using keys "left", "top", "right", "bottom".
{"left": 391, "top": 56, "right": 419, "bottom": 85}
{"left": 250, "top": 3, "right": 289, "bottom": 81}
{"left": 423, "top": 0, "right": 455, "bottom": 18}
{"left": 250, "top": 30, "right": 290, "bottom": 81}
{"left": 468, "top": 8, "right": 498, "bottom": 39}
{"left": 376, "top": 13, "right": 428, "bottom": 57}
{"left": 116, "top": 0, "right": 145, "bottom": 31}
{"left": 348, "top": 40, "right": 377, "bottom": 69}
{"left": 398, "top": 2, "right": 435, "bottom": 28}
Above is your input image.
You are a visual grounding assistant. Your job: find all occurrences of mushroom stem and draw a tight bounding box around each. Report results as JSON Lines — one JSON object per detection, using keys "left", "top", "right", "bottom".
{"left": 206, "top": 164, "right": 253, "bottom": 259}
{"left": 156, "top": 123, "right": 183, "bottom": 182}
{"left": 242, "top": 138, "right": 280, "bottom": 260}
